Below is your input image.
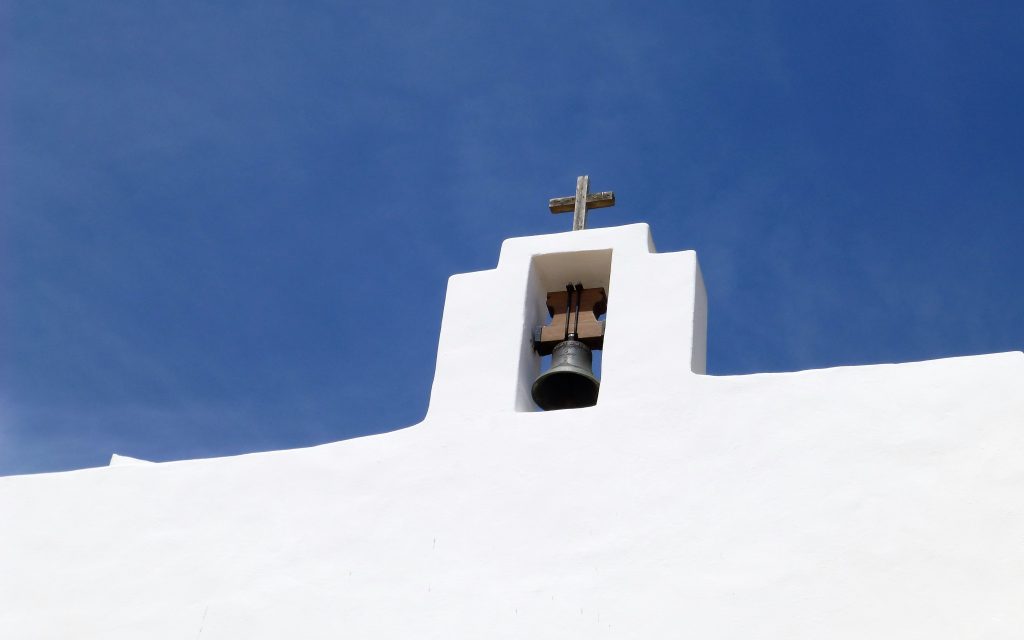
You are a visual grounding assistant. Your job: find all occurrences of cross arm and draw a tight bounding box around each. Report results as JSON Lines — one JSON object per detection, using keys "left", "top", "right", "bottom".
{"left": 548, "top": 191, "right": 616, "bottom": 214}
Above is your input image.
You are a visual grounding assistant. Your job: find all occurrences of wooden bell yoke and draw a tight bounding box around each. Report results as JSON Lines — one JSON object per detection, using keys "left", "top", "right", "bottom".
{"left": 534, "top": 285, "right": 607, "bottom": 356}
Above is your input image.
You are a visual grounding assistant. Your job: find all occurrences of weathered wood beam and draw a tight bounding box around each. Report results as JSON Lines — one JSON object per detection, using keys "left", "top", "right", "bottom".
{"left": 533, "top": 287, "right": 608, "bottom": 355}
{"left": 548, "top": 191, "right": 616, "bottom": 214}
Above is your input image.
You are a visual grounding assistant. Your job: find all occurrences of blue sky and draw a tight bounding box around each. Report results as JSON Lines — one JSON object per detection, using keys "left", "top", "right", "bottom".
{"left": 3, "top": 1, "right": 1023, "bottom": 475}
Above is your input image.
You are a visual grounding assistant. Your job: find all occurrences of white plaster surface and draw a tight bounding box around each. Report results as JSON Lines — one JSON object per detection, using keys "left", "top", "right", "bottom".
{"left": 2, "top": 224, "right": 1023, "bottom": 639}
{"left": 108, "top": 454, "right": 153, "bottom": 466}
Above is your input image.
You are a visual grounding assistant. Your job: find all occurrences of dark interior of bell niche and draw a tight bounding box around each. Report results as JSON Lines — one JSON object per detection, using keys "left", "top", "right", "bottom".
{"left": 517, "top": 249, "right": 612, "bottom": 412}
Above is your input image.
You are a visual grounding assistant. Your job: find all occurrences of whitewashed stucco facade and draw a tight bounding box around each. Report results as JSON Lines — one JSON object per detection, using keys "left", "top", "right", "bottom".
{"left": 2, "top": 224, "right": 1023, "bottom": 638}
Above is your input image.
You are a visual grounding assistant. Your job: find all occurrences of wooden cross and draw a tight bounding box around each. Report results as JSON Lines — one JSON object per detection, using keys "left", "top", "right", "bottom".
{"left": 548, "top": 175, "right": 615, "bottom": 231}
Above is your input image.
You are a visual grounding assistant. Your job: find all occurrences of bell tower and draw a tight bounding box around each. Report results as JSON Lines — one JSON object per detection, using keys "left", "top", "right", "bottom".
{"left": 426, "top": 179, "right": 707, "bottom": 416}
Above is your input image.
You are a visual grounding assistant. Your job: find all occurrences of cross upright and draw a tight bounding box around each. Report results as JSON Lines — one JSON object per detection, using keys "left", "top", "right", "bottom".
{"left": 548, "top": 175, "right": 615, "bottom": 231}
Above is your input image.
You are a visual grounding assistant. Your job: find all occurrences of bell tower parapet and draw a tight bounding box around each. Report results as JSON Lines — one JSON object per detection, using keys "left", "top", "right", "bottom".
{"left": 426, "top": 223, "right": 707, "bottom": 417}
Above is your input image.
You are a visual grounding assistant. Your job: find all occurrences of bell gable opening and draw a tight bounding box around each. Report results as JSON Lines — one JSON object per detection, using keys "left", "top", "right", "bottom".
{"left": 516, "top": 249, "right": 613, "bottom": 412}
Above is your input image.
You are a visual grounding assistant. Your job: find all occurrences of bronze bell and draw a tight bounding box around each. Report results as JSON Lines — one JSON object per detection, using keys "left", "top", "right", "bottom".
{"left": 532, "top": 283, "right": 601, "bottom": 410}
{"left": 531, "top": 338, "right": 600, "bottom": 410}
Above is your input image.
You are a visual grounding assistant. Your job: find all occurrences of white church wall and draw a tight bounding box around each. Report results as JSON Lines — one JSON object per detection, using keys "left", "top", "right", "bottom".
{"left": 1, "top": 224, "right": 1022, "bottom": 639}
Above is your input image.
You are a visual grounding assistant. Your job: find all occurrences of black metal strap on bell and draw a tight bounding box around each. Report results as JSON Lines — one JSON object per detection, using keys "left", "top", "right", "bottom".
{"left": 532, "top": 282, "right": 600, "bottom": 411}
